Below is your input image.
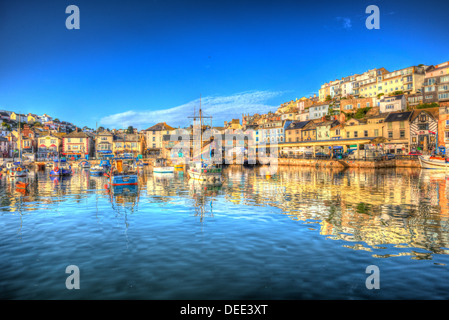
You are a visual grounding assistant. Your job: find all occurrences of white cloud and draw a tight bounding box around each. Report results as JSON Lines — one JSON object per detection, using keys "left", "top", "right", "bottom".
{"left": 99, "top": 90, "right": 287, "bottom": 129}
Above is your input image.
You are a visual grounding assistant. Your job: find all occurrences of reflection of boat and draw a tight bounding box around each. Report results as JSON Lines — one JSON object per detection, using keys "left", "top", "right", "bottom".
{"left": 109, "top": 158, "right": 138, "bottom": 186}
{"left": 15, "top": 181, "right": 29, "bottom": 189}
{"left": 89, "top": 165, "right": 104, "bottom": 176}
{"left": 153, "top": 158, "right": 174, "bottom": 173}
{"left": 50, "top": 159, "right": 73, "bottom": 176}
{"left": 419, "top": 155, "right": 449, "bottom": 170}
{"left": 79, "top": 160, "right": 91, "bottom": 169}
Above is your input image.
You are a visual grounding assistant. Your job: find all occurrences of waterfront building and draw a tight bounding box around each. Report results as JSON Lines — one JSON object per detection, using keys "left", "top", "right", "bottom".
{"left": 95, "top": 130, "right": 114, "bottom": 159}
{"left": 112, "top": 133, "right": 145, "bottom": 157}
{"left": 315, "top": 120, "right": 340, "bottom": 141}
{"left": 144, "top": 122, "right": 175, "bottom": 156}
{"left": 423, "top": 61, "right": 449, "bottom": 104}
{"left": 379, "top": 94, "right": 406, "bottom": 113}
{"left": 0, "top": 136, "right": 9, "bottom": 158}
{"left": 285, "top": 121, "right": 311, "bottom": 143}
{"left": 62, "top": 131, "right": 94, "bottom": 160}
{"left": 37, "top": 134, "right": 62, "bottom": 160}
{"left": 409, "top": 108, "right": 439, "bottom": 154}
{"left": 383, "top": 111, "right": 413, "bottom": 154}
{"left": 259, "top": 119, "right": 291, "bottom": 144}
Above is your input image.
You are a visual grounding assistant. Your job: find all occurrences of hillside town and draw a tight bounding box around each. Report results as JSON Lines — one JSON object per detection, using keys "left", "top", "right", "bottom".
{"left": 1, "top": 60, "right": 449, "bottom": 162}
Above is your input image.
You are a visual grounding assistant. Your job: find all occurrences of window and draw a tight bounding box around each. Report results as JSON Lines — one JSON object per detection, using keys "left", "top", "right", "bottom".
{"left": 425, "top": 86, "right": 435, "bottom": 92}
{"left": 439, "top": 93, "right": 449, "bottom": 100}
{"left": 374, "top": 129, "right": 379, "bottom": 137}
{"left": 388, "top": 131, "right": 393, "bottom": 138}
{"left": 354, "top": 131, "right": 358, "bottom": 138}
{"left": 336, "top": 129, "right": 340, "bottom": 135}
{"left": 418, "top": 123, "right": 429, "bottom": 131}
{"left": 346, "top": 132, "right": 350, "bottom": 138}
{"left": 439, "top": 85, "right": 449, "bottom": 91}
{"left": 364, "top": 130, "right": 368, "bottom": 137}
{"left": 445, "top": 132, "right": 449, "bottom": 140}
{"left": 388, "top": 122, "right": 393, "bottom": 129}
{"left": 366, "top": 102, "right": 370, "bottom": 108}
{"left": 400, "top": 130, "right": 405, "bottom": 138}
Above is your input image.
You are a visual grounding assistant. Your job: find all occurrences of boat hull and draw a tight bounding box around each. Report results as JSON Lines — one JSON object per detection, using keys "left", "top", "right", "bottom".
{"left": 111, "top": 174, "right": 138, "bottom": 186}
{"left": 419, "top": 156, "right": 449, "bottom": 170}
{"left": 153, "top": 166, "right": 174, "bottom": 173}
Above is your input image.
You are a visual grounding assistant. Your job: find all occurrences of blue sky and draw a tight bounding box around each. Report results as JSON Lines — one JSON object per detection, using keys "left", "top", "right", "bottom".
{"left": 1, "top": 0, "right": 448, "bottom": 130}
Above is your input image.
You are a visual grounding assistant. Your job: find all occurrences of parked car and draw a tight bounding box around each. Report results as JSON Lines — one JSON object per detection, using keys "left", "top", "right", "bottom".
{"left": 408, "top": 151, "right": 422, "bottom": 156}
{"left": 385, "top": 153, "right": 395, "bottom": 160}
{"left": 315, "top": 152, "right": 330, "bottom": 158}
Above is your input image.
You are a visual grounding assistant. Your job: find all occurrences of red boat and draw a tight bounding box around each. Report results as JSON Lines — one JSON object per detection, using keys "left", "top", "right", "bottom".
{"left": 15, "top": 181, "right": 29, "bottom": 189}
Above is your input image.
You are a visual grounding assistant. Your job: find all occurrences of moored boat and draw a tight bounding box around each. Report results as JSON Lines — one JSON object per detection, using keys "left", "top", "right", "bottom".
{"left": 89, "top": 164, "right": 104, "bottom": 176}
{"left": 7, "top": 162, "right": 28, "bottom": 178}
{"left": 109, "top": 158, "right": 138, "bottom": 186}
{"left": 153, "top": 158, "right": 174, "bottom": 173}
{"left": 50, "top": 159, "right": 73, "bottom": 176}
{"left": 419, "top": 155, "right": 449, "bottom": 170}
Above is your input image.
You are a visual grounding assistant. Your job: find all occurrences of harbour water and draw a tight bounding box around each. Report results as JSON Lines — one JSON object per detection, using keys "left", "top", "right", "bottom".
{"left": 2, "top": 166, "right": 449, "bottom": 299}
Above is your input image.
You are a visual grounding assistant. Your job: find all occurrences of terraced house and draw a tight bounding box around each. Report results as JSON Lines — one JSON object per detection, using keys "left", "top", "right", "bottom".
{"left": 383, "top": 111, "right": 412, "bottom": 154}
{"left": 423, "top": 61, "right": 449, "bottom": 105}
{"left": 144, "top": 122, "right": 175, "bottom": 156}
{"left": 62, "top": 131, "right": 94, "bottom": 159}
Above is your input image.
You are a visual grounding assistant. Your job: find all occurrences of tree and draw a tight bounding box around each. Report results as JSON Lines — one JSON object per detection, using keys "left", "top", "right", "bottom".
{"left": 377, "top": 93, "right": 384, "bottom": 99}
{"left": 54, "top": 118, "right": 60, "bottom": 122}
{"left": 97, "top": 126, "right": 105, "bottom": 132}
{"left": 126, "top": 126, "right": 134, "bottom": 134}
{"left": 33, "top": 121, "right": 42, "bottom": 127}
{"left": 325, "top": 95, "right": 332, "bottom": 101}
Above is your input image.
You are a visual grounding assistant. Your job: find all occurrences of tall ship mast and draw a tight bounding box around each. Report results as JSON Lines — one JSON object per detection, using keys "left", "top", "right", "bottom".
{"left": 187, "top": 95, "right": 222, "bottom": 185}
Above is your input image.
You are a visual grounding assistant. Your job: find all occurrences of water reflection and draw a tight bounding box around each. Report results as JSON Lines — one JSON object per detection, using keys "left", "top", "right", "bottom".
{"left": 2, "top": 166, "right": 449, "bottom": 261}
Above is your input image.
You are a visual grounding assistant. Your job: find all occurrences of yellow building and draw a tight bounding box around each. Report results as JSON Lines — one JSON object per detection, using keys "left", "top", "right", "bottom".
{"left": 144, "top": 122, "right": 175, "bottom": 155}
{"left": 378, "top": 65, "right": 426, "bottom": 96}
{"left": 112, "top": 133, "right": 145, "bottom": 157}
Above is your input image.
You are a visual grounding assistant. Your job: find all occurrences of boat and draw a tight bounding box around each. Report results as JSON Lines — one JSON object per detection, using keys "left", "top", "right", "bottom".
{"left": 79, "top": 160, "right": 91, "bottom": 169}
{"left": 100, "top": 159, "right": 111, "bottom": 169}
{"left": 89, "top": 164, "right": 104, "bottom": 176}
{"left": 50, "top": 159, "right": 73, "bottom": 176}
{"left": 7, "top": 162, "right": 28, "bottom": 178}
{"left": 45, "top": 162, "right": 54, "bottom": 169}
{"left": 186, "top": 97, "right": 223, "bottom": 185}
{"left": 108, "top": 158, "right": 138, "bottom": 186}
{"left": 153, "top": 158, "right": 174, "bottom": 173}
{"left": 418, "top": 155, "right": 449, "bottom": 170}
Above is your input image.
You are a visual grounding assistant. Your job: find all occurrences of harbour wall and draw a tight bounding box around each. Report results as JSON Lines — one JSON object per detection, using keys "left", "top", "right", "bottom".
{"left": 277, "top": 158, "right": 420, "bottom": 169}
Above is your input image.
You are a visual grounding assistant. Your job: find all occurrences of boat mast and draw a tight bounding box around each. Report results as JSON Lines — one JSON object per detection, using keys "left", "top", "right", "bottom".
{"left": 200, "top": 94, "right": 203, "bottom": 161}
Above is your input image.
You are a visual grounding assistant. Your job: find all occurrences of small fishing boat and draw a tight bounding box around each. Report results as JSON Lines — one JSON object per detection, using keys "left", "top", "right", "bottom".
{"left": 109, "top": 158, "right": 138, "bottom": 186}
{"left": 153, "top": 158, "right": 174, "bottom": 173}
{"left": 188, "top": 161, "right": 222, "bottom": 184}
{"left": 50, "top": 159, "right": 73, "bottom": 176}
{"left": 79, "top": 160, "right": 91, "bottom": 169}
{"left": 418, "top": 155, "right": 449, "bottom": 170}
{"left": 89, "top": 164, "right": 104, "bottom": 176}
{"left": 7, "top": 162, "right": 28, "bottom": 178}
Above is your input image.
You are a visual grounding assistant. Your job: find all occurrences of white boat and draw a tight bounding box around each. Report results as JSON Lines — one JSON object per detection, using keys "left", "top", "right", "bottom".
{"left": 188, "top": 161, "right": 222, "bottom": 184}
{"left": 89, "top": 164, "right": 104, "bottom": 176}
{"left": 153, "top": 158, "right": 174, "bottom": 173}
{"left": 418, "top": 155, "right": 449, "bottom": 170}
